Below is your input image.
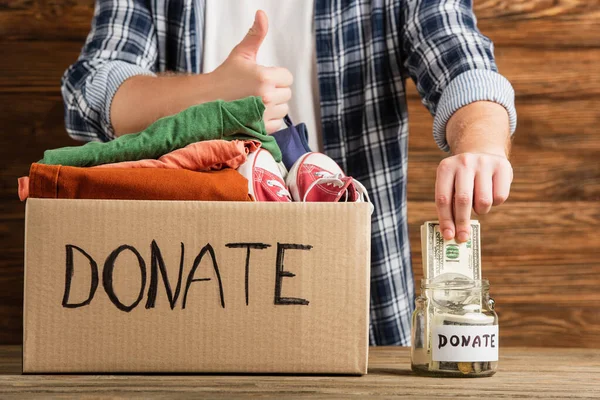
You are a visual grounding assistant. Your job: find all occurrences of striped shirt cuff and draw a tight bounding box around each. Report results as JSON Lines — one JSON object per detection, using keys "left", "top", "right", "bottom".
{"left": 433, "top": 70, "right": 517, "bottom": 152}
{"left": 86, "top": 61, "right": 156, "bottom": 140}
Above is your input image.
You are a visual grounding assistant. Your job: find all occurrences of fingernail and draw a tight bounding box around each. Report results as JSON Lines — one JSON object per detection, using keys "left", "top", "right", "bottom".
{"left": 443, "top": 229, "right": 453, "bottom": 240}
{"left": 458, "top": 231, "right": 469, "bottom": 242}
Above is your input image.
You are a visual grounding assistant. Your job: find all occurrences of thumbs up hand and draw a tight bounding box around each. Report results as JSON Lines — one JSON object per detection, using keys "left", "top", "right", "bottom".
{"left": 210, "top": 11, "right": 293, "bottom": 133}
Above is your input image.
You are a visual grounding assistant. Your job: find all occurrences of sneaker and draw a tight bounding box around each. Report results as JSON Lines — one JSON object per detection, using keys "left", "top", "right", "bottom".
{"left": 237, "top": 148, "right": 292, "bottom": 202}
{"left": 286, "top": 152, "right": 372, "bottom": 210}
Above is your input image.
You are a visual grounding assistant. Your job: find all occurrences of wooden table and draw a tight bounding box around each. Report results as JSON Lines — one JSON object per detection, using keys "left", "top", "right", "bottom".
{"left": 0, "top": 346, "right": 598, "bottom": 399}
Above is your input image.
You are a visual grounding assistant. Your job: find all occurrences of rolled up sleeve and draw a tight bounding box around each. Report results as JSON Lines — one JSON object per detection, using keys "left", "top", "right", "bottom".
{"left": 61, "top": 0, "right": 158, "bottom": 142}
{"left": 400, "top": 0, "right": 517, "bottom": 151}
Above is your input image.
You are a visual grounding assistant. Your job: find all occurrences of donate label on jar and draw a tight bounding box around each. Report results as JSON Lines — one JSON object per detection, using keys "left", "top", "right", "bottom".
{"left": 432, "top": 325, "right": 499, "bottom": 362}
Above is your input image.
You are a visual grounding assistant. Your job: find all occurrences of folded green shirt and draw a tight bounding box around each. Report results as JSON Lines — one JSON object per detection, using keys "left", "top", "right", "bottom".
{"left": 40, "top": 96, "right": 281, "bottom": 166}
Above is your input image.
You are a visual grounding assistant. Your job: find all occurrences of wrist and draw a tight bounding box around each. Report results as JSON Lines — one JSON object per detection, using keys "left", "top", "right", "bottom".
{"left": 190, "top": 72, "right": 220, "bottom": 104}
{"left": 447, "top": 101, "right": 511, "bottom": 158}
{"left": 450, "top": 132, "right": 509, "bottom": 157}
{"left": 451, "top": 146, "right": 508, "bottom": 158}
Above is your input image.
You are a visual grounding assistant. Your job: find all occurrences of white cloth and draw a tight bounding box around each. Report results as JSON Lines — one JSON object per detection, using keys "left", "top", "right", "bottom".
{"left": 203, "top": 0, "right": 322, "bottom": 152}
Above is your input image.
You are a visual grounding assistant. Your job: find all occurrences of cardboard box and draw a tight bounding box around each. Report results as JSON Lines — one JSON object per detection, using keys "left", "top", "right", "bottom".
{"left": 23, "top": 199, "right": 371, "bottom": 374}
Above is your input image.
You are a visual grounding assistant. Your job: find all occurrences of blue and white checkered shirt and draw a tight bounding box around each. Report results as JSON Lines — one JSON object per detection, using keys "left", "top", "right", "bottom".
{"left": 62, "top": 0, "right": 516, "bottom": 346}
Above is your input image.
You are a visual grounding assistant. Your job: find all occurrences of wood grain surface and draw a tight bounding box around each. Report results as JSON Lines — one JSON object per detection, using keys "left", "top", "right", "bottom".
{"left": 0, "top": 346, "right": 599, "bottom": 399}
{"left": 473, "top": 0, "right": 600, "bottom": 48}
{"left": 0, "top": 0, "right": 599, "bottom": 348}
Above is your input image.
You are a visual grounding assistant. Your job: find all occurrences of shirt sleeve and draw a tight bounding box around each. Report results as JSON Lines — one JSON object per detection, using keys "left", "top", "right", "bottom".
{"left": 400, "top": 0, "right": 517, "bottom": 152}
{"left": 61, "top": 0, "right": 158, "bottom": 142}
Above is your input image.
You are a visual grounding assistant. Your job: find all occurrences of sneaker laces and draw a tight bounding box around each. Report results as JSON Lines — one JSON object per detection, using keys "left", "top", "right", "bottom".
{"left": 349, "top": 178, "right": 375, "bottom": 214}
{"left": 266, "top": 179, "right": 292, "bottom": 199}
{"left": 304, "top": 172, "right": 375, "bottom": 214}
{"left": 314, "top": 171, "right": 342, "bottom": 180}
{"left": 303, "top": 172, "right": 346, "bottom": 202}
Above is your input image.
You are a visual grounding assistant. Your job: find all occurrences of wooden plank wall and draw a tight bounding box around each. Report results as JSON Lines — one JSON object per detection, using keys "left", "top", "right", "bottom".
{"left": 0, "top": 1, "right": 598, "bottom": 347}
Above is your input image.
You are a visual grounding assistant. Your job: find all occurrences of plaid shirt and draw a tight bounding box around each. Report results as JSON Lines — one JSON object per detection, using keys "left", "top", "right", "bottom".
{"left": 62, "top": 0, "right": 516, "bottom": 345}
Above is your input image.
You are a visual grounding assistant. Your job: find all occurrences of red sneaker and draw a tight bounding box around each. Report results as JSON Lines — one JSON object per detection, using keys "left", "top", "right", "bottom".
{"left": 286, "top": 152, "right": 372, "bottom": 210}
{"left": 237, "top": 149, "right": 292, "bottom": 202}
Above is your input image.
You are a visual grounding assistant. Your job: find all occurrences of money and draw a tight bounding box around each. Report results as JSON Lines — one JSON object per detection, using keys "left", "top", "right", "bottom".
{"left": 420, "top": 220, "right": 483, "bottom": 372}
{"left": 421, "top": 221, "right": 481, "bottom": 282}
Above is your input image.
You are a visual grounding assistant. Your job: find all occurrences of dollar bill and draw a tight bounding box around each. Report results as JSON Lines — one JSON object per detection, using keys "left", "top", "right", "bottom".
{"left": 422, "top": 220, "right": 481, "bottom": 281}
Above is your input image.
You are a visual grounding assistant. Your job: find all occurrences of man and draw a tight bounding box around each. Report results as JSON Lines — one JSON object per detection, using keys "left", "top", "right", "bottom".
{"left": 62, "top": 0, "right": 516, "bottom": 345}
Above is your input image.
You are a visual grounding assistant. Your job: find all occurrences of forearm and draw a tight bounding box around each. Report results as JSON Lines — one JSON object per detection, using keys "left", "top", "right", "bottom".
{"left": 111, "top": 73, "right": 220, "bottom": 136}
{"left": 110, "top": 11, "right": 292, "bottom": 137}
{"left": 446, "top": 101, "right": 511, "bottom": 158}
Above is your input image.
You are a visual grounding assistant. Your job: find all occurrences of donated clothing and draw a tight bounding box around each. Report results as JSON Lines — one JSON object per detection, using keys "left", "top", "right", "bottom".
{"left": 272, "top": 116, "right": 312, "bottom": 171}
{"left": 203, "top": 0, "right": 323, "bottom": 152}
{"left": 21, "top": 163, "right": 251, "bottom": 201}
{"left": 40, "top": 97, "right": 281, "bottom": 167}
{"left": 96, "top": 139, "right": 261, "bottom": 171}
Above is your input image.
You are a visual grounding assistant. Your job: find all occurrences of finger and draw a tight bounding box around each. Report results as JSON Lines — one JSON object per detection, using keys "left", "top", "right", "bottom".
{"left": 265, "top": 119, "right": 284, "bottom": 134}
{"left": 453, "top": 167, "right": 475, "bottom": 243}
{"left": 263, "top": 102, "right": 289, "bottom": 121}
{"left": 231, "top": 10, "right": 268, "bottom": 61}
{"left": 492, "top": 160, "right": 513, "bottom": 206}
{"left": 435, "top": 160, "right": 456, "bottom": 240}
{"left": 262, "top": 87, "right": 292, "bottom": 105}
{"left": 264, "top": 66, "right": 294, "bottom": 87}
{"left": 473, "top": 165, "right": 493, "bottom": 215}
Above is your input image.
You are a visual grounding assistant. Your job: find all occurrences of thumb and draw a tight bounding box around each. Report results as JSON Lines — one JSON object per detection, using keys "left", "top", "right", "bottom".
{"left": 231, "top": 10, "right": 268, "bottom": 61}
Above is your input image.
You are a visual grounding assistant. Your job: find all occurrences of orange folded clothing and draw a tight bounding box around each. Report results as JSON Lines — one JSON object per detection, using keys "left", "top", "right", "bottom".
{"left": 20, "top": 163, "right": 251, "bottom": 201}
{"left": 18, "top": 140, "right": 261, "bottom": 201}
{"left": 95, "top": 139, "right": 261, "bottom": 171}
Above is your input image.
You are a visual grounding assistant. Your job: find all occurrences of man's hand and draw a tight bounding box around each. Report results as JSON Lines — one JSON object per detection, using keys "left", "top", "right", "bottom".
{"left": 436, "top": 152, "right": 513, "bottom": 242}
{"left": 210, "top": 10, "right": 293, "bottom": 133}
{"left": 436, "top": 101, "right": 513, "bottom": 242}
{"left": 111, "top": 10, "right": 292, "bottom": 136}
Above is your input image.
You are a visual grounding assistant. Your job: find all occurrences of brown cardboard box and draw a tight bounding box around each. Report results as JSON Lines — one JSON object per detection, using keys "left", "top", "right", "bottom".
{"left": 23, "top": 199, "right": 371, "bottom": 374}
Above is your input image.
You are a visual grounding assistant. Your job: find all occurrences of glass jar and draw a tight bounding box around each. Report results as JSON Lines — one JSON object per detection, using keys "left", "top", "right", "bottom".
{"left": 411, "top": 279, "right": 498, "bottom": 377}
